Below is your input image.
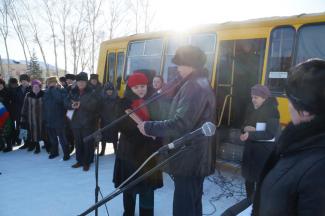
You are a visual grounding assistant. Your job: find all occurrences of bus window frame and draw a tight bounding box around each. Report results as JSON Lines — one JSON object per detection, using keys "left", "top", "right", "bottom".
{"left": 266, "top": 25, "right": 296, "bottom": 97}
{"left": 124, "top": 37, "right": 164, "bottom": 80}
{"left": 293, "top": 22, "right": 325, "bottom": 65}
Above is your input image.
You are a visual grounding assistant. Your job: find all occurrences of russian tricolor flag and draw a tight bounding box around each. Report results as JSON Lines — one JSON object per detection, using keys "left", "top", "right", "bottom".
{"left": 0, "top": 102, "right": 9, "bottom": 129}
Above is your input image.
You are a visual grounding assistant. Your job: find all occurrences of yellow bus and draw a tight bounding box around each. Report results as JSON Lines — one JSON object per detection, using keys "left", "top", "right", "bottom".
{"left": 97, "top": 12, "right": 325, "bottom": 158}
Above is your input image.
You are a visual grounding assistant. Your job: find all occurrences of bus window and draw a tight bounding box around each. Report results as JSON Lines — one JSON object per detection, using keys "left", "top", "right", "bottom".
{"left": 163, "top": 33, "right": 216, "bottom": 82}
{"left": 266, "top": 26, "right": 295, "bottom": 95}
{"left": 126, "top": 39, "right": 163, "bottom": 78}
{"left": 108, "top": 53, "right": 116, "bottom": 82}
{"left": 296, "top": 23, "right": 325, "bottom": 63}
{"left": 116, "top": 52, "right": 125, "bottom": 90}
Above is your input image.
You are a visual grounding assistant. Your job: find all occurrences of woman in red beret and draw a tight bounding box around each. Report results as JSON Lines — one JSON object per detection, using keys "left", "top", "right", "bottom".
{"left": 113, "top": 72, "right": 163, "bottom": 216}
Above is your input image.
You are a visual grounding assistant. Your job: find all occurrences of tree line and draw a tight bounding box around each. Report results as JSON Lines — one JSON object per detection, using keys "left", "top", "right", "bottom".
{"left": 0, "top": 0, "right": 156, "bottom": 79}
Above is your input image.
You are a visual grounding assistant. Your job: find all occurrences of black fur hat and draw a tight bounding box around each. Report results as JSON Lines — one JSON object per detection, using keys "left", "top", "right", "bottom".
{"left": 90, "top": 74, "right": 99, "bottom": 81}
{"left": 19, "top": 74, "right": 30, "bottom": 82}
{"left": 172, "top": 45, "right": 207, "bottom": 69}
{"left": 65, "top": 74, "right": 76, "bottom": 80}
{"left": 76, "top": 72, "right": 88, "bottom": 81}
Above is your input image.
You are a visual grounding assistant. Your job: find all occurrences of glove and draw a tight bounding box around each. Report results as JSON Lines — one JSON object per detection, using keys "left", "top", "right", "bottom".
{"left": 19, "top": 129, "right": 28, "bottom": 140}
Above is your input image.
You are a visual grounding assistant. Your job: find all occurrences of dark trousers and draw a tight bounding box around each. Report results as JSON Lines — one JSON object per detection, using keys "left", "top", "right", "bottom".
{"left": 173, "top": 176, "right": 204, "bottom": 216}
{"left": 245, "top": 180, "right": 255, "bottom": 201}
{"left": 123, "top": 190, "right": 154, "bottom": 216}
{"left": 48, "top": 127, "right": 69, "bottom": 156}
{"left": 72, "top": 128, "right": 95, "bottom": 166}
{"left": 66, "top": 120, "right": 74, "bottom": 151}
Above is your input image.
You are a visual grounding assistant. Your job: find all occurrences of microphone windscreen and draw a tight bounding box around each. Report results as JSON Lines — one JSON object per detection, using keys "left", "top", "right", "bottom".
{"left": 202, "top": 122, "right": 216, "bottom": 136}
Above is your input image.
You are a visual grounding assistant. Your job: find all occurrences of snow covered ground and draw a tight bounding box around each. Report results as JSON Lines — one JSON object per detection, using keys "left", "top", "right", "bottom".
{"left": 0, "top": 144, "right": 251, "bottom": 216}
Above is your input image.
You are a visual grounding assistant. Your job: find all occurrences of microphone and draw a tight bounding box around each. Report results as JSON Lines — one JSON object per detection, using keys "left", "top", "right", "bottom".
{"left": 158, "top": 122, "right": 216, "bottom": 154}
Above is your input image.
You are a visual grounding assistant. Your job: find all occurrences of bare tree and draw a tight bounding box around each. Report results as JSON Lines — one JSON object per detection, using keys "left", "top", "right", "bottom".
{"left": 22, "top": 1, "right": 50, "bottom": 76}
{"left": 0, "top": 0, "right": 12, "bottom": 78}
{"left": 8, "top": 0, "right": 32, "bottom": 65}
{"left": 140, "top": 0, "right": 155, "bottom": 32}
{"left": 105, "top": 0, "right": 129, "bottom": 39}
{"left": 69, "top": 3, "right": 89, "bottom": 75}
{"left": 85, "top": 0, "right": 103, "bottom": 74}
{"left": 42, "top": 0, "right": 59, "bottom": 76}
{"left": 56, "top": 0, "right": 71, "bottom": 74}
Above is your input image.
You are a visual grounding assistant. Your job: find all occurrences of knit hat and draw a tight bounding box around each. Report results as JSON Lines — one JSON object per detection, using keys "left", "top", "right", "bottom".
{"left": 31, "top": 79, "right": 42, "bottom": 87}
{"left": 47, "top": 76, "right": 58, "bottom": 84}
{"left": 19, "top": 74, "right": 30, "bottom": 82}
{"left": 172, "top": 46, "right": 207, "bottom": 69}
{"left": 76, "top": 72, "right": 88, "bottom": 81}
{"left": 90, "top": 74, "right": 99, "bottom": 81}
{"left": 251, "top": 84, "right": 271, "bottom": 99}
{"left": 127, "top": 73, "right": 148, "bottom": 88}
{"left": 65, "top": 74, "right": 76, "bottom": 80}
{"left": 59, "top": 76, "right": 66, "bottom": 82}
{"left": 104, "top": 82, "right": 115, "bottom": 91}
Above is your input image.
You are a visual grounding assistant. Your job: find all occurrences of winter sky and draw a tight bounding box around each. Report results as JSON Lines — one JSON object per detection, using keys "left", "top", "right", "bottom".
{"left": 1, "top": 0, "right": 325, "bottom": 73}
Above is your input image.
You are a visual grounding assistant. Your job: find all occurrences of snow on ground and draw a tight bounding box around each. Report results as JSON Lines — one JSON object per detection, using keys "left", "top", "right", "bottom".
{"left": 0, "top": 144, "right": 251, "bottom": 216}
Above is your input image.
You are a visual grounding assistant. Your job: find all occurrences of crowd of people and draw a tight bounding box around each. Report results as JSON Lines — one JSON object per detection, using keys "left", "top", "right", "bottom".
{"left": 2, "top": 45, "right": 325, "bottom": 216}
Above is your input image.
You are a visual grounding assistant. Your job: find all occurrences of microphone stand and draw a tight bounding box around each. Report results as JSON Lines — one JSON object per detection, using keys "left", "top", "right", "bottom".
{"left": 78, "top": 147, "right": 190, "bottom": 216}
{"left": 93, "top": 131, "right": 103, "bottom": 216}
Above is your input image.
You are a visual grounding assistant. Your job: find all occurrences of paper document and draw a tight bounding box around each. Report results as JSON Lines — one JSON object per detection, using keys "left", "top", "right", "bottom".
{"left": 256, "top": 122, "right": 266, "bottom": 131}
{"left": 66, "top": 110, "right": 74, "bottom": 120}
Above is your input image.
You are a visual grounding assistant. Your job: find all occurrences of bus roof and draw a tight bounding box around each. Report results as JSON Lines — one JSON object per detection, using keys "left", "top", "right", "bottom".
{"left": 101, "top": 12, "right": 325, "bottom": 46}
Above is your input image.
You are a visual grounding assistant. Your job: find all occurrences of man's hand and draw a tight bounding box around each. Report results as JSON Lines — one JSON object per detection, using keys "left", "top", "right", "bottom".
{"left": 240, "top": 132, "right": 249, "bottom": 141}
{"left": 137, "top": 122, "right": 156, "bottom": 140}
{"left": 71, "top": 101, "right": 80, "bottom": 109}
{"left": 244, "top": 126, "right": 256, "bottom": 132}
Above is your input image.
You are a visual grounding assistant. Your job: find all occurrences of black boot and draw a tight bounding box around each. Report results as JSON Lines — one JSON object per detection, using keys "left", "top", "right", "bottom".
{"left": 34, "top": 142, "right": 40, "bottom": 154}
{"left": 99, "top": 142, "right": 106, "bottom": 156}
{"left": 27, "top": 141, "right": 35, "bottom": 151}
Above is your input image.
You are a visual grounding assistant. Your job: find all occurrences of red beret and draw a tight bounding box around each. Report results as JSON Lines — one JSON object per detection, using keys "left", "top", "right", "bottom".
{"left": 127, "top": 73, "right": 148, "bottom": 88}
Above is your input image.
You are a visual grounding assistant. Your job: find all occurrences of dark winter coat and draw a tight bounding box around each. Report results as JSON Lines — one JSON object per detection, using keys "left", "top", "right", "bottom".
{"left": 113, "top": 87, "right": 163, "bottom": 192}
{"left": 252, "top": 115, "right": 325, "bottom": 216}
{"left": 11, "top": 85, "right": 31, "bottom": 121}
{"left": 144, "top": 71, "right": 217, "bottom": 177}
{"left": 20, "top": 91, "right": 44, "bottom": 142}
{"left": 66, "top": 85, "right": 100, "bottom": 129}
{"left": 43, "top": 86, "right": 68, "bottom": 128}
{"left": 89, "top": 82, "right": 102, "bottom": 94}
{"left": 99, "top": 90, "right": 119, "bottom": 143}
{"left": 241, "top": 98, "right": 280, "bottom": 182}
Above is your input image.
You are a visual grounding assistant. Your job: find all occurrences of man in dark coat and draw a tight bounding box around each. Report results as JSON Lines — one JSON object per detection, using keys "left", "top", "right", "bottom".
{"left": 99, "top": 82, "right": 119, "bottom": 155}
{"left": 252, "top": 59, "right": 325, "bottom": 216}
{"left": 89, "top": 74, "right": 102, "bottom": 94}
{"left": 43, "top": 76, "right": 70, "bottom": 160}
{"left": 239, "top": 84, "right": 280, "bottom": 199}
{"left": 12, "top": 74, "right": 32, "bottom": 149}
{"left": 65, "top": 73, "right": 76, "bottom": 153}
{"left": 138, "top": 46, "right": 216, "bottom": 216}
{"left": 66, "top": 72, "right": 100, "bottom": 171}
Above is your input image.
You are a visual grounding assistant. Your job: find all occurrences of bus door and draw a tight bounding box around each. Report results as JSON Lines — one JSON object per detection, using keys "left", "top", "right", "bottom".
{"left": 103, "top": 50, "right": 126, "bottom": 94}
{"left": 216, "top": 39, "right": 266, "bottom": 128}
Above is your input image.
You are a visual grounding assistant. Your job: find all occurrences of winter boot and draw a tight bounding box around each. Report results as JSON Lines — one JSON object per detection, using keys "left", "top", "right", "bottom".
{"left": 34, "top": 142, "right": 40, "bottom": 154}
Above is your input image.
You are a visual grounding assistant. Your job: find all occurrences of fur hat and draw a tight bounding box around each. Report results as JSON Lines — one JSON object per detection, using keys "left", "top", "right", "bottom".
{"left": 76, "top": 72, "right": 88, "bottom": 81}
{"left": 0, "top": 79, "right": 5, "bottom": 86}
{"left": 47, "top": 76, "right": 58, "bottom": 84}
{"left": 9, "top": 77, "right": 18, "bottom": 85}
{"left": 19, "top": 74, "right": 30, "bottom": 82}
{"left": 90, "top": 74, "right": 99, "bottom": 81}
{"left": 127, "top": 73, "right": 148, "bottom": 88}
{"left": 251, "top": 84, "right": 271, "bottom": 99}
{"left": 172, "top": 46, "right": 207, "bottom": 69}
{"left": 65, "top": 74, "right": 76, "bottom": 80}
